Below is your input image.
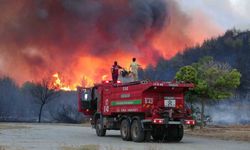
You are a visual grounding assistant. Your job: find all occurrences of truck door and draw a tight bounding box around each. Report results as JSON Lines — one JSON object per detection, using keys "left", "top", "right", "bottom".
{"left": 78, "top": 87, "right": 96, "bottom": 116}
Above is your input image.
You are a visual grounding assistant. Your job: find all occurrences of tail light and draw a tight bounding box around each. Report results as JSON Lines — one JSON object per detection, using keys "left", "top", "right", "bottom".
{"left": 185, "top": 120, "right": 195, "bottom": 125}
{"left": 153, "top": 118, "right": 165, "bottom": 124}
{"left": 176, "top": 104, "right": 183, "bottom": 109}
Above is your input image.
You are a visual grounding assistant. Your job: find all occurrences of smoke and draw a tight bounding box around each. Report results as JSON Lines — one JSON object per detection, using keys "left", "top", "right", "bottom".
{"left": 206, "top": 98, "right": 250, "bottom": 125}
{"left": 0, "top": 0, "right": 221, "bottom": 85}
{"left": 177, "top": 0, "right": 250, "bottom": 30}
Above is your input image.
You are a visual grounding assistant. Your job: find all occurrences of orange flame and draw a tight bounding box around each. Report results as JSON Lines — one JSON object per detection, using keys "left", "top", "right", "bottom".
{"left": 51, "top": 73, "right": 96, "bottom": 91}
{"left": 81, "top": 75, "right": 94, "bottom": 88}
{"left": 52, "top": 73, "right": 75, "bottom": 91}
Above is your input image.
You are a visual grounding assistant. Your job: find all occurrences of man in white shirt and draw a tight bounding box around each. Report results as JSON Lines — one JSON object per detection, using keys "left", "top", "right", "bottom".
{"left": 130, "top": 58, "right": 140, "bottom": 81}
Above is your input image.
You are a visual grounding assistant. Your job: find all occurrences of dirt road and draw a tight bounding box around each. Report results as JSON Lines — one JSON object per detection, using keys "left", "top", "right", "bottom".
{"left": 0, "top": 123, "right": 249, "bottom": 150}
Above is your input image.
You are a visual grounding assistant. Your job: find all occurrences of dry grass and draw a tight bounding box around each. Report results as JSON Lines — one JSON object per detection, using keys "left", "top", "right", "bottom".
{"left": 0, "top": 146, "right": 6, "bottom": 150}
{"left": 62, "top": 144, "right": 99, "bottom": 150}
{"left": 80, "top": 122, "right": 91, "bottom": 127}
{"left": 0, "top": 123, "right": 29, "bottom": 130}
{"left": 185, "top": 125, "right": 250, "bottom": 142}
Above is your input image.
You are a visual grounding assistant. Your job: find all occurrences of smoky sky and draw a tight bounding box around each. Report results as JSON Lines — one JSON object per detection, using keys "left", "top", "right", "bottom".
{"left": 0, "top": 0, "right": 218, "bottom": 84}
{"left": 0, "top": 0, "right": 168, "bottom": 53}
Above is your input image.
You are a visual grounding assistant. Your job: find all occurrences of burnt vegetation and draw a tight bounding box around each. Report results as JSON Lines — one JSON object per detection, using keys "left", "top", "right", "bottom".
{"left": 0, "top": 78, "right": 84, "bottom": 123}
{"left": 50, "top": 104, "right": 85, "bottom": 124}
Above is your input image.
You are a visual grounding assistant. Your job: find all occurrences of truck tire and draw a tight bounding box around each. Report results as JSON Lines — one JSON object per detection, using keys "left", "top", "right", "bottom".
{"left": 96, "top": 118, "right": 106, "bottom": 136}
{"left": 131, "top": 119, "right": 145, "bottom": 142}
{"left": 165, "top": 125, "right": 183, "bottom": 142}
{"left": 120, "top": 119, "right": 131, "bottom": 141}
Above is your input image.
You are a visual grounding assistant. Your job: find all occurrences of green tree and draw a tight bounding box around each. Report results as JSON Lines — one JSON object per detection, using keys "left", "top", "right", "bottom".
{"left": 175, "top": 66, "right": 197, "bottom": 83}
{"left": 175, "top": 57, "right": 241, "bottom": 127}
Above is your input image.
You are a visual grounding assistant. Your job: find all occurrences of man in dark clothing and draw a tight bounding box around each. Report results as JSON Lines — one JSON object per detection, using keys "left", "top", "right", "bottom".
{"left": 111, "top": 61, "right": 123, "bottom": 83}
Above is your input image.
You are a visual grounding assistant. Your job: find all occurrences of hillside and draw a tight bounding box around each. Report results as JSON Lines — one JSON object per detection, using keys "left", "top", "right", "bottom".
{"left": 141, "top": 29, "right": 250, "bottom": 95}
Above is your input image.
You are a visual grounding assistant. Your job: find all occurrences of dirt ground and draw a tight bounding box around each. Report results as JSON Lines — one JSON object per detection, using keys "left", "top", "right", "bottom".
{"left": 1, "top": 123, "right": 250, "bottom": 143}
{"left": 185, "top": 125, "right": 250, "bottom": 142}
{"left": 0, "top": 123, "right": 30, "bottom": 130}
{"left": 62, "top": 144, "right": 99, "bottom": 150}
{"left": 1, "top": 123, "right": 250, "bottom": 150}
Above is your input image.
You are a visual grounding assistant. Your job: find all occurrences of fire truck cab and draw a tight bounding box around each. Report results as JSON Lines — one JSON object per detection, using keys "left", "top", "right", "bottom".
{"left": 78, "top": 80, "right": 195, "bottom": 142}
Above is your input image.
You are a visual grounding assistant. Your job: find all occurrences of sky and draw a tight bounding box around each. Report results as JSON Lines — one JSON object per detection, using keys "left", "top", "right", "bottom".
{"left": 177, "top": 0, "right": 250, "bottom": 30}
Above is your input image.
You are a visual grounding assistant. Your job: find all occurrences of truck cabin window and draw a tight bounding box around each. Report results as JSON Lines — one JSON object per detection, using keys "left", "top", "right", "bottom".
{"left": 82, "top": 89, "right": 91, "bottom": 101}
{"left": 84, "top": 94, "right": 88, "bottom": 101}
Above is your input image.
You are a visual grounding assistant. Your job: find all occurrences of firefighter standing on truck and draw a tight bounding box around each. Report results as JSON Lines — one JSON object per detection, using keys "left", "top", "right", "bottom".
{"left": 130, "top": 58, "right": 140, "bottom": 81}
{"left": 111, "top": 61, "right": 123, "bottom": 83}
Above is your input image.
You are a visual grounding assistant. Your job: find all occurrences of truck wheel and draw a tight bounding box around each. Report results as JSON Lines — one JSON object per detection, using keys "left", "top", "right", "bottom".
{"left": 96, "top": 118, "right": 106, "bottom": 136}
{"left": 120, "top": 119, "right": 131, "bottom": 141}
{"left": 166, "top": 125, "right": 183, "bottom": 142}
{"left": 176, "top": 125, "right": 184, "bottom": 142}
{"left": 131, "top": 119, "right": 145, "bottom": 142}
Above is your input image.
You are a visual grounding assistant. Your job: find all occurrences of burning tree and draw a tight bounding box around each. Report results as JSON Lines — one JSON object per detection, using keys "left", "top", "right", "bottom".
{"left": 175, "top": 56, "right": 241, "bottom": 127}
{"left": 30, "top": 78, "right": 60, "bottom": 123}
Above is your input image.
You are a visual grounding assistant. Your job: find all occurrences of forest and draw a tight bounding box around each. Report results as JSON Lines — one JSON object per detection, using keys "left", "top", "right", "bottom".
{"left": 141, "top": 29, "right": 250, "bottom": 95}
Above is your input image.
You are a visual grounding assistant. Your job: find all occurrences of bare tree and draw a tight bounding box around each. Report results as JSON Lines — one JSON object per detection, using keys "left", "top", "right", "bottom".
{"left": 30, "top": 78, "right": 60, "bottom": 123}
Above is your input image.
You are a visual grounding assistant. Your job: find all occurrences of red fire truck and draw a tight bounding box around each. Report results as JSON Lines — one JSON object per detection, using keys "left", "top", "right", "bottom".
{"left": 78, "top": 80, "right": 195, "bottom": 142}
